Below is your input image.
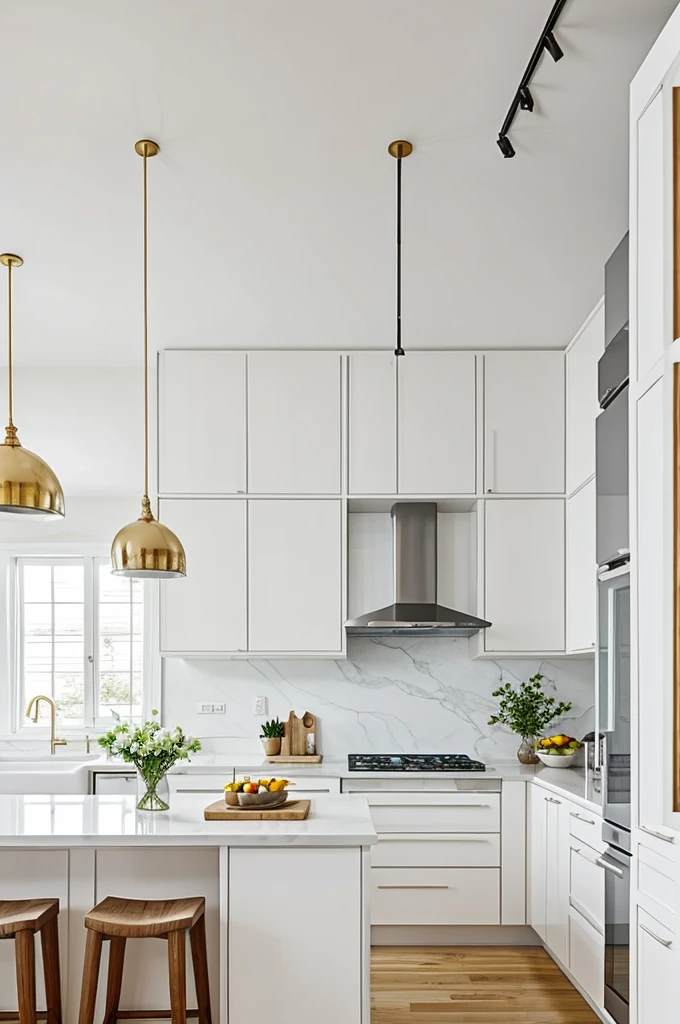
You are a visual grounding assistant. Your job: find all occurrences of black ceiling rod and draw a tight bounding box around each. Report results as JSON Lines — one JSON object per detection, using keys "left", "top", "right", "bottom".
{"left": 496, "top": 0, "right": 570, "bottom": 158}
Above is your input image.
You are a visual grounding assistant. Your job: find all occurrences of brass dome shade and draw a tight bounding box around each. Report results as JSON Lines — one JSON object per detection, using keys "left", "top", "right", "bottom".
{"left": 111, "top": 141, "right": 186, "bottom": 578}
{"left": 111, "top": 497, "right": 185, "bottom": 578}
{"left": 0, "top": 254, "right": 64, "bottom": 516}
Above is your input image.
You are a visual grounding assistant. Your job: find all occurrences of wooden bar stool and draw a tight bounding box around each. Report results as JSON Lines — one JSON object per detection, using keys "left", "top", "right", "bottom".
{"left": 0, "top": 899, "right": 62, "bottom": 1024}
{"left": 78, "top": 896, "right": 211, "bottom": 1024}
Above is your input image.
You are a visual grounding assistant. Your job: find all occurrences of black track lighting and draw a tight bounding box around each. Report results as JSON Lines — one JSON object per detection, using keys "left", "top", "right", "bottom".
{"left": 496, "top": 135, "right": 515, "bottom": 159}
{"left": 518, "top": 86, "right": 534, "bottom": 112}
{"left": 495, "top": 0, "right": 568, "bottom": 158}
{"left": 543, "top": 31, "right": 564, "bottom": 62}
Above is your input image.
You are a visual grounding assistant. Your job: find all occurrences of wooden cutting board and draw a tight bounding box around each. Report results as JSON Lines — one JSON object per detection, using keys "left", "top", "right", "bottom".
{"left": 204, "top": 799, "right": 311, "bottom": 821}
{"left": 279, "top": 711, "right": 316, "bottom": 756}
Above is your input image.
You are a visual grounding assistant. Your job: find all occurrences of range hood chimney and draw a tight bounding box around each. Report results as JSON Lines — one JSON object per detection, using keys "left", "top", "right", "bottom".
{"left": 345, "top": 502, "right": 491, "bottom": 638}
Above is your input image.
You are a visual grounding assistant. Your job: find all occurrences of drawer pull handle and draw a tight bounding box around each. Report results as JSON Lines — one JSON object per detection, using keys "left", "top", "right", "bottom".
{"left": 640, "top": 825, "right": 676, "bottom": 844}
{"left": 374, "top": 802, "right": 489, "bottom": 808}
{"left": 570, "top": 812, "right": 595, "bottom": 825}
{"left": 377, "top": 885, "right": 450, "bottom": 890}
{"left": 595, "top": 856, "right": 624, "bottom": 878}
{"left": 569, "top": 896, "right": 603, "bottom": 936}
{"left": 544, "top": 796, "right": 561, "bottom": 804}
{"left": 378, "top": 836, "right": 488, "bottom": 843}
{"left": 640, "top": 922, "right": 673, "bottom": 948}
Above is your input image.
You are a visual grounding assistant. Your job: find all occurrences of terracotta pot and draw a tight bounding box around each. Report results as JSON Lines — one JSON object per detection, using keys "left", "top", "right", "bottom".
{"left": 261, "top": 737, "right": 281, "bottom": 756}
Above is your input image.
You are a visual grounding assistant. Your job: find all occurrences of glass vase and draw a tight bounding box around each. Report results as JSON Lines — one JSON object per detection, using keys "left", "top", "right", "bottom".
{"left": 517, "top": 735, "right": 539, "bottom": 765}
{"left": 136, "top": 768, "right": 170, "bottom": 811}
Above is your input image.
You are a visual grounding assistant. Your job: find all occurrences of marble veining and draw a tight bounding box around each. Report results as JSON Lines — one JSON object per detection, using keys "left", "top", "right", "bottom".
{"left": 163, "top": 637, "right": 594, "bottom": 760}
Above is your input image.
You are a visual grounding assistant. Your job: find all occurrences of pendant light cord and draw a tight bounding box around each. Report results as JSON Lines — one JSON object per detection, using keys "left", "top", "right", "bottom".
{"left": 142, "top": 148, "right": 150, "bottom": 515}
{"left": 395, "top": 155, "right": 404, "bottom": 357}
{"left": 7, "top": 260, "right": 13, "bottom": 427}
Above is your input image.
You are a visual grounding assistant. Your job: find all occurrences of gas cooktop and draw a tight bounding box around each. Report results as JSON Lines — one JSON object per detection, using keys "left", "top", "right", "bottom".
{"left": 347, "top": 754, "right": 486, "bottom": 772}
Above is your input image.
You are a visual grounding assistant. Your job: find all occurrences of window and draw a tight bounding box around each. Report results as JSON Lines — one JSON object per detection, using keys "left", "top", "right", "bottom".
{"left": 16, "top": 556, "right": 144, "bottom": 729}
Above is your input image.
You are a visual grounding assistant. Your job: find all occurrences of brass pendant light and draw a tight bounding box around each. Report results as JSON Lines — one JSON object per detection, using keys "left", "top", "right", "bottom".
{"left": 111, "top": 140, "right": 186, "bottom": 578}
{"left": 0, "top": 254, "right": 65, "bottom": 516}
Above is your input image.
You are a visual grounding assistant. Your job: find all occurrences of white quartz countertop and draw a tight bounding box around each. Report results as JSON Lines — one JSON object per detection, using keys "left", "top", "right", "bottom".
{"left": 0, "top": 793, "right": 377, "bottom": 847}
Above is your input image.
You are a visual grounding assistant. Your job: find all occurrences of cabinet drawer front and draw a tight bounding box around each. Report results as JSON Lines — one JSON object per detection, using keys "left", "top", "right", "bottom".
{"left": 371, "top": 834, "right": 500, "bottom": 869}
{"left": 371, "top": 868, "right": 500, "bottom": 926}
{"left": 569, "top": 843, "right": 604, "bottom": 931}
{"left": 638, "top": 845, "right": 677, "bottom": 919}
{"left": 368, "top": 794, "right": 500, "bottom": 834}
{"left": 168, "top": 774, "right": 340, "bottom": 796}
{"left": 568, "top": 906, "right": 604, "bottom": 1008}
{"left": 568, "top": 808, "right": 603, "bottom": 851}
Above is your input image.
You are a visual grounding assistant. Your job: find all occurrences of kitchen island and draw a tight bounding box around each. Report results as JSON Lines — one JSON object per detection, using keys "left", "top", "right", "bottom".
{"left": 0, "top": 793, "right": 376, "bottom": 1024}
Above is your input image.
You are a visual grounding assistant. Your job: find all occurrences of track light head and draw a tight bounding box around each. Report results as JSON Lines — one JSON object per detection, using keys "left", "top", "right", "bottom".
{"left": 543, "top": 31, "right": 563, "bottom": 62}
{"left": 518, "top": 86, "right": 534, "bottom": 112}
{"left": 496, "top": 135, "right": 515, "bottom": 159}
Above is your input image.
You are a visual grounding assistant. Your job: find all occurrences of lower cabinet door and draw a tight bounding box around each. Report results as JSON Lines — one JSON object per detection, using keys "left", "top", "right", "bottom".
{"left": 568, "top": 906, "right": 604, "bottom": 1009}
{"left": 637, "top": 908, "right": 676, "bottom": 1021}
{"left": 371, "top": 867, "right": 500, "bottom": 925}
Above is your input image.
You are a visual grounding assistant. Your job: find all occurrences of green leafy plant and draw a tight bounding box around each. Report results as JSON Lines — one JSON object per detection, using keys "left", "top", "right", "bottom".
{"left": 260, "top": 717, "right": 284, "bottom": 739}
{"left": 487, "top": 674, "right": 573, "bottom": 739}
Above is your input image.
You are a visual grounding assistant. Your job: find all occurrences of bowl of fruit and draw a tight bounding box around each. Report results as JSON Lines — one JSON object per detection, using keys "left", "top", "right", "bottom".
{"left": 223, "top": 777, "right": 293, "bottom": 808}
{"left": 536, "top": 735, "right": 581, "bottom": 767}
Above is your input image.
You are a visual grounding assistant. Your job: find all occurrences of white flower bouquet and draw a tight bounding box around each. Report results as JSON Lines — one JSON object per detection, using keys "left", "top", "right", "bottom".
{"left": 99, "top": 711, "right": 201, "bottom": 811}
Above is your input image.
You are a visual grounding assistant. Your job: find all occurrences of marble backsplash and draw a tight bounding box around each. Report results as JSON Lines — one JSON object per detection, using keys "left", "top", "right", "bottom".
{"left": 163, "top": 638, "right": 595, "bottom": 761}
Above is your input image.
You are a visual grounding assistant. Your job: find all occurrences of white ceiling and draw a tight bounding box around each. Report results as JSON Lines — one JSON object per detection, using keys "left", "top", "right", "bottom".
{"left": 0, "top": 0, "right": 676, "bottom": 367}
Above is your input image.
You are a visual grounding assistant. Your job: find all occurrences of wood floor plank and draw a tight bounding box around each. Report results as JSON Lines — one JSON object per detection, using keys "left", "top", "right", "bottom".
{"left": 371, "top": 946, "right": 599, "bottom": 1024}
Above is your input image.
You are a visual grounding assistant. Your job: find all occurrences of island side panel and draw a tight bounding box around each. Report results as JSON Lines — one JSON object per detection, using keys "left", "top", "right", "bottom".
{"left": 0, "top": 849, "right": 69, "bottom": 1012}
{"left": 229, "top": 846, "right": 365, "bottom": 1024}
{"left": 94, "top": 847, "right": 220, "bottom": 1019}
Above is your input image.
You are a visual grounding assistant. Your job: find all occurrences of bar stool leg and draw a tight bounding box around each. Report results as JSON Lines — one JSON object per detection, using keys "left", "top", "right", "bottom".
{"left": 104, "top": 936, "right": 126, "bottom": 1024}
{"left": 189, "top": 916, "right": 212, "bottom": 1024}
{"left": 167, "top": 931, "right": 187, "bottom": 1024}
{"left": 14, "top": 930, "right": 36, "bottom": 1024}
{"left": 40, "top": 916, "right": 62, "bottom": 1024}
{"left": 78, "top": 930, "right": 103, "bottom": 1024}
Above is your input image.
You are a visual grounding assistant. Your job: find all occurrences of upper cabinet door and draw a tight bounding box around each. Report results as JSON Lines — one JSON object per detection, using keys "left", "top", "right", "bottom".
{"left": 248, "top": 500, "right": 343, "bottom": 654}
{"left": 566, "top": 305, "right": 605, "bottom": 495}
{"left": 398, "top": 352, "right": 476, "bottom": 494}
{"left": 483, "top": 499, "right": 565, "bottom": 653}
{"left": 484, "top": 352, "right": 565, "bottom": 494}
{"left": 247, "top": 352, "right": 342, "bottom": 494}
{"left": 566, "top": 478, "right": 596, "bottom": 654}
{"left": 348, "top": 353, "right": 397, "bottom": 494}
{"left": 635, "top": 90, "right": 665, "bottom": 382}
{"left": 159, "top": 499, "right": 247, "bottom": 654}
{"left": 158, "top": 351, "right": 246, "bottom": 495}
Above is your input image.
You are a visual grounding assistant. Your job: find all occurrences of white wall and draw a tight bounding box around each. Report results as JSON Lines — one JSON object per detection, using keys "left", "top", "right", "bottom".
{"left": 10, "top": 368, "right": 141, "bottom": 496}
{"left": 163, "top": 640, "right": 594, "bottom": 761}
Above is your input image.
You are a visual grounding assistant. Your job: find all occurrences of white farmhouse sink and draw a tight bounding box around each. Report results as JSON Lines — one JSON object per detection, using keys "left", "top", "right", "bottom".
{"left": 0, "top": 760, "right": 93, "bottom": 794}
{"left": 0, "top": 752, "right": 102, "bottom": 763}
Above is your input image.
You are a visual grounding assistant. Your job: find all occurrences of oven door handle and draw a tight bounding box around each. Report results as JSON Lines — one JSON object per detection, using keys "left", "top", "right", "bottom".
{"left": 596, "top": 854, "right": 625, "bottom": 878}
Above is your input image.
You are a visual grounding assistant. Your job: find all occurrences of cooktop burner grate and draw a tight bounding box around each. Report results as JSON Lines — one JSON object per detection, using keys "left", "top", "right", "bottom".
{"left": 347, "top": 753, "right": 486, "bottom": 772}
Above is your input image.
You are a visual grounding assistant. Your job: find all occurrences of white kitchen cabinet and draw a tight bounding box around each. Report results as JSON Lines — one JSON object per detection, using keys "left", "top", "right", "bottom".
{"left": 247, "top": 351, "right": 342, "bottom": 494}
{"left": 484, "top": 352, "right": 565, "bottom": 494}
{"left": 398, "top": 352, "right": 476, "bottom": 494}
{"left": 528, "top": 784, "right": 548, "bottom": 941}
{"left": 159, "top": 499, "right": 247, "bottom": 654}
{"left": 545, "top": 796, "right": 569, "bottom": 966}
{"left": 635, "top": 90, "right": 666, "bottom": 382}
{"left": 371, "top": 867, "right": 500, "bottom": 925}
{"left": 158, "top": 350, "right": 246, "bottom": 495}
{"left": 637, "top": 908, "right": 676, "bottom": 1022}
{"left": 248, "top": 499, "right": 343, "bottom": 653}
{"left": 569, "top": 906, "right": 604, "bottom": 1009}
{"left": 348, "top": 352, "right": 396, "bottom": 494}
{"left": 482, "top": 499, "right": 565, "bottom": 653}
{"left": 566, "top": 478, "right": 596, "bottom": 653}
{"left": 566, "top": 304, "right": 604, "bottom": 495}
{"left": 636, "top": 379, "right": 665, "bottom": 832}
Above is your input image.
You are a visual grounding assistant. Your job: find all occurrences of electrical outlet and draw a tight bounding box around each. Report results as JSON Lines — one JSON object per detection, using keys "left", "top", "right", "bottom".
{"left": 253, "top": 696, "right": 267, "bottom": 716}
{"left": 212, "top": 702, "right": 226, "bottom": 714}
{"left": 197, "top": 702, "right": 214, "bottom": 714}
{"left": 196, "top": 702, "right": 226, "bottom": 715}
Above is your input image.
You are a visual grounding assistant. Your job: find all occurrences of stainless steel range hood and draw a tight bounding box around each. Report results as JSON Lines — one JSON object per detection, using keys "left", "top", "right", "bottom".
{"left": 345, "top": 502, "right": 491, "bottom": 638}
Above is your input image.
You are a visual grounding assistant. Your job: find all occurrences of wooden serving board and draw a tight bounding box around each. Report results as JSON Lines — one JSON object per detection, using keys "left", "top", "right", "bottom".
{"left": 204, "top": 799, "right": 311, "bottom": 821}
{"left": 264, "top": 755, "right": 322, "bottom": 764}
{"left": 279, "top": 711, "right": 317, "bottom": 757}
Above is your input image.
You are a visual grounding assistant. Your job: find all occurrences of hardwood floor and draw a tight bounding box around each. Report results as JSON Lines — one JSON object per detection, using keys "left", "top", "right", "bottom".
{"left": 371, "top": 946, "right": 600, "bottom": 1023}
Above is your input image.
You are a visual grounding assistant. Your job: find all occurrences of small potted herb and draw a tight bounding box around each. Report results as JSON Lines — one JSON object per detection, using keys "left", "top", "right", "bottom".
{"left": 260, "top": 718, "right": 284, "bottom": 756}
{"left": 487, "top": 674, "right": 573, "bottom": 764}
